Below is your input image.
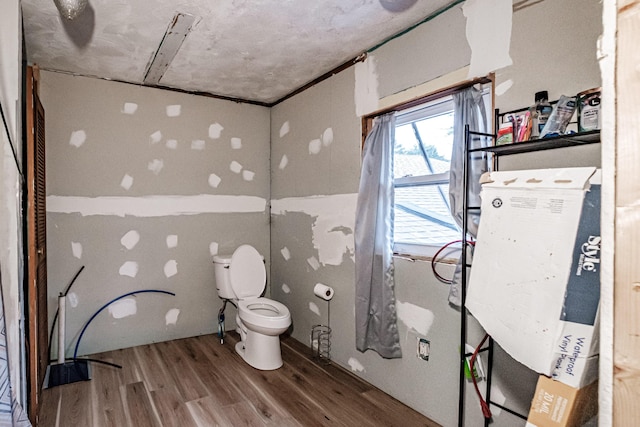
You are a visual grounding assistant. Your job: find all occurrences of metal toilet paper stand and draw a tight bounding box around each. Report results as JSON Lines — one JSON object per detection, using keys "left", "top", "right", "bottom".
{"left": 310, "top": 284, "right": 333, "bottom": 364}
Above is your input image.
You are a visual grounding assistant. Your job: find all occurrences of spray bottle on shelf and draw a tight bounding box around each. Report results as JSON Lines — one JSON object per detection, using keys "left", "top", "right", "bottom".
{"left": 531, "top": 91, "right": 552, "bottom": 139}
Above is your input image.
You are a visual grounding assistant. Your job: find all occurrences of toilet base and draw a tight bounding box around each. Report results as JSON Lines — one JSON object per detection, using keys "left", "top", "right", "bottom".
{"left": 235, "top": 330, "right": 283, "bottom": 370}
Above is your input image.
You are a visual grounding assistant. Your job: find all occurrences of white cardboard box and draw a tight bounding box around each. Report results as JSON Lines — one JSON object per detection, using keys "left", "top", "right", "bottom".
{"left": 466, "top": 167, "right": 600, "bottom": 388}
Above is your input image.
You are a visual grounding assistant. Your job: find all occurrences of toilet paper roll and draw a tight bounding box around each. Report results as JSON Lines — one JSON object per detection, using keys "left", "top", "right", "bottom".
{"left": 314, "top": 283, "right": 334, "bottom": 301}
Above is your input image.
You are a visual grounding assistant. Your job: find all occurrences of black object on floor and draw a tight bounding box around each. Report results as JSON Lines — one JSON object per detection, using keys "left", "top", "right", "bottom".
{"left": 44, "top": 359, "right": 91, "bottom": 388}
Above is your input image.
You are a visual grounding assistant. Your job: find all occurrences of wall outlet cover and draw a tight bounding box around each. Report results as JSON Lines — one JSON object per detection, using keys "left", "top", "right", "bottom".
{"left": 417, "top": 338, "right": 430, "bottom": 361}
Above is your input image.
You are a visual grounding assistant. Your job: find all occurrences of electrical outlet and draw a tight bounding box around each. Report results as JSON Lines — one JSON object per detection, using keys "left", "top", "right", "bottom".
{"left": 417, "top": 338, "right": 430, "bottom": 361}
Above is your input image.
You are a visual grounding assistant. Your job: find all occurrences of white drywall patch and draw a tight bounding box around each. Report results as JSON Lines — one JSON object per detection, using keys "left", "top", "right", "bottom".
{"left": 354, "top": 55, "right": 379, "bottom": 117}
{"left": 208, "top": 173, "right": 222, "bottom": 188}
{"left": 209, "top": 242, "right": 219, "bottom": 257}
{"left": 208, "top": 123, "right": 223, "bottom": 139}
{"left": 396, "top": 300, "right": 435, "bottom": 336}
{"left": 348, "top": 357, "right": 366, "bottom": 373}
{"left": 231, "top": 137, "right": 242, "bottom": 149}
{"left": 71, "top": 241, "right": 82, "bottom": 259}
{"left": 307, "top": 256, "right": 320, "bottom": 271}
{"left": 120, "top": 230, "right": 140, "bottom": 250}
{"left": 69, "top": 130, "right": 86, "bottom": 148}
{"left": 308, "top": 302, "right": 320, "bottom": 316}
{"left": 495, "top": 79, "right": 513, "bottom": 96}
{"left": 148, "top": 159, "right": 164, "bottom": 175}
{"left": 229, "top": 161, "right": 243, "bottom": 174}
{"left": 164, "top": 260, "right": 178, "bottom": 278}
{"left": 282, "top": 284, "right": 291, "bottom": 294}
{"left": 463, "top": 0, "right": 513, "bottom": 79}
{"left": 308, "top": 139, "right": 322, "bottom": 155}
{"left": 313, "top": 220, "right": 354, "bottom": 266}
{"left": 271, "top": 194, "right": 358, "bottom": 266}
{"left": 166, "top": 139, "right": 178, "bottom": 150}
{"left": 279, "top": 121, "right": 290, "bottom": 138}
{"left": 279, "top": 155, "right": 288, "bottom": 170}
{"left": 191, "top": 139, "right": 205, "bottom": 150}
{"left": 166, "top": 105, "right": 181, "bottom": 117}
{"left": 119, "top": 261, "right": 138, "bottom": 278}
{"left": 68, "top": 292, "right": 79, "bottom": 308}
{"left": 108, "top": 298, "right": 137, "bottom": 319}
{"left": 120, "top": 174, "right": 134, "bottom": 190}
{"left": 122, "top": 102, "right": 138, "bottom": 115}
{"left": 280, "top": 247, "right": 291, "bottom": 261}
{"left": 322, "top": 128, "right": 334, "bottom": 147}
{"left": 47, "top": 194, "right": 268, "bottom": 216}
{"left": 242, "top": 170, "right": 255, "bottom": 181}
{"left": 166, "top": 235, "right": 178, "bottom": 248}
{"left": 165, "top": 308, "right": 180, "bottom": 326}
{"left": 150, "top": 130, "right": 162, "bottom": 144}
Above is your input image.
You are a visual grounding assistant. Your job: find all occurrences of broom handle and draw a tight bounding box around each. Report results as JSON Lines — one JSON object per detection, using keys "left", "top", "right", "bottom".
{"left": 58, "top": 294, "right": 65, "bottom": 364}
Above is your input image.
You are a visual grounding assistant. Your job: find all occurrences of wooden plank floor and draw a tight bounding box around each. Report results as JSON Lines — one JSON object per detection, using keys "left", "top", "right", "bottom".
{"left": 38, "top": 333, "right": 440, "bottom": 426}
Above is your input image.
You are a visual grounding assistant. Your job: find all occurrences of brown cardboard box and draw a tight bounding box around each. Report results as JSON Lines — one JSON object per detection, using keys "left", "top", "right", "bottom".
{"left": 527, "top": 375, "right": 598, "bottom": 427}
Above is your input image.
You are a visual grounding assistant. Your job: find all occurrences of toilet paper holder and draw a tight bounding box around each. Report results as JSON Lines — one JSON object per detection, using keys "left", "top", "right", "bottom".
{"left": 311, "top": 283, "right": 333, "bottom": 364}
{"left": 311, "top": 324, "right": 331, "bottom": 364}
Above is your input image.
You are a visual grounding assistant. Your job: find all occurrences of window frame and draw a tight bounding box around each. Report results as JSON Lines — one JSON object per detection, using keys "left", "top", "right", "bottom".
{"left": 393, "top": 97, "right": 459, "bottom": 255}
{"left": 361, "top": 76, "right": 494, "bottom": 261}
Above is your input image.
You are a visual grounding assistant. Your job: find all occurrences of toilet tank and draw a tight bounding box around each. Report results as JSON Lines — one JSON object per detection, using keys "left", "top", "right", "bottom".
{"left": 213, "top": 254, "right": 235, "bottom": 299}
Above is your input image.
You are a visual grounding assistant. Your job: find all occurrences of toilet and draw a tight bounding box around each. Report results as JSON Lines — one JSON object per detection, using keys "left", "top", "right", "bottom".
{"left": 213, "top": 244, "right": 291, "bottom": 370}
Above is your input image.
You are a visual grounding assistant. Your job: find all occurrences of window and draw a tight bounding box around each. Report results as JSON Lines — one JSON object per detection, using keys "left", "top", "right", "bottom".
{"left": 393, "top": 96, "right": 458, "bottom": 257}
{"left": 392, "top": 85, "right": 491, "bottom": 257}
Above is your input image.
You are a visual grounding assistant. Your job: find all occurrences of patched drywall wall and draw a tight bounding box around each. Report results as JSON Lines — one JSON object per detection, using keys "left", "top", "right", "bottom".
{"left": 270, "top": 68, "right": 361, "bottom": 363}
{"left": 371, "top": 3, "right": 470, "bottom": 101}
{"left": 497, "top": 0, "right": 603, "bottom": 112}
{"left": 0, "top": 0, "right": 25, "bottom": 405}
{"left": 41, "top": 71, "right": 270, "bottom": 357}
{"left": 271, "top": 1, "right": 602, "bottom": 426}
{"left": 32, "top": 0, "right": 604, "bottom": 424}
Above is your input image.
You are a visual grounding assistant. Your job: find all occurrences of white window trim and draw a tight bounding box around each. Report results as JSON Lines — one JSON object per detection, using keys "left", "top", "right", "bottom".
{"left": 395, "top": 96, "right": 454, "bottom": 126}
{"left": 394, "top": 172, "right": 449, "bottom": 187}
{"left": 393, "top": 98, "right": 458, "bottom": 259}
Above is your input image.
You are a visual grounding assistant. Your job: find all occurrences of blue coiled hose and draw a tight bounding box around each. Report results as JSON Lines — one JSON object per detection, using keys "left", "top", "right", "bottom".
{"left": 73, "top": 289, "right": 176, "bottom": 360}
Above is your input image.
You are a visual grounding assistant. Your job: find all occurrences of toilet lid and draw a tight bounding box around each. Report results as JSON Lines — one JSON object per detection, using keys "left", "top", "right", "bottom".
{"left": 229, "top": 244, "right": 266, "bottom": 299}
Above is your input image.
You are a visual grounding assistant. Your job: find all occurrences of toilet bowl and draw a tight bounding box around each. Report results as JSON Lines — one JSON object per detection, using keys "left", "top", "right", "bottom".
{"left": 213, "top": 245, "right": 291, "bottom": 370}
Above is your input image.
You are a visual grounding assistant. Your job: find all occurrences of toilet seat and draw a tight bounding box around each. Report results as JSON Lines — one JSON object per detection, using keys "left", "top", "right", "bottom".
{"left": 215, "top": 244, "right": 291, "bottom": 370}
{"left": 229, "top": 244, "right": 266, "bottom": 299}
{"left": 228, "top": 244, "right": 291, "bottom": 330}
{"left": 238, "top": 297, "right": 291, "bottom": 329}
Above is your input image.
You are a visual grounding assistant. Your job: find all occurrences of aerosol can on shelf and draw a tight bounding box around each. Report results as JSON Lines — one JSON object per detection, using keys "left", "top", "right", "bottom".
{"left": 531, "top": 90, "right": 552, "bottom": 139}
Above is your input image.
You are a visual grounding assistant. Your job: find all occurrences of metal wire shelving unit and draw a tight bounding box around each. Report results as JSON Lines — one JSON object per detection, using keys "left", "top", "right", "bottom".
{"left": 457, "top": 121, "right": 600, "bottom": 427}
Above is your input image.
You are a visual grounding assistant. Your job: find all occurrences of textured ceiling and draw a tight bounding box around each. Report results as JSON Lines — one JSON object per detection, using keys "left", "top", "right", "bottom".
{"left": 22, "top": 0, "right": 455, "bottom": 104}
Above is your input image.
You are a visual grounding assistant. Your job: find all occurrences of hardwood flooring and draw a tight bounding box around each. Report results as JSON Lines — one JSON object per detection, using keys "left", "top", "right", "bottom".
{"left": 38, "top": 333, "right": 440, "bottom": 426}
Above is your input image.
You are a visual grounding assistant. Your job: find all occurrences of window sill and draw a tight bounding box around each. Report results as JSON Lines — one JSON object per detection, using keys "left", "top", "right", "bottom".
{"left": 393, "top": 242, "right": 461, "bottom": 264}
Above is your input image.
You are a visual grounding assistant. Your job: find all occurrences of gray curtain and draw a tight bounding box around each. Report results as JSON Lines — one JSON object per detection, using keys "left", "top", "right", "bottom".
{"left": 354, "top": 112, "right": 402, "bottom": 359}
{"left": 0, "top": 269, "right": 31, "bottom": 427}
{"left": 448, "top": 86, "right": 489, "bottom": 306}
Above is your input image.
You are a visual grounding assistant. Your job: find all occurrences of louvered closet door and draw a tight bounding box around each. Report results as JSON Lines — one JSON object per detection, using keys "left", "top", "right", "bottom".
{"left": 34, "top": 95, "right": 47, "bottom": 391}
{"left": 26, "top": 66, "right": 47, "bottom": 425}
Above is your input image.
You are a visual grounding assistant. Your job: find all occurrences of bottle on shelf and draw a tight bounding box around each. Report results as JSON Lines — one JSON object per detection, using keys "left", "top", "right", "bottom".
{"left": 531, "top": 91, "right": 552, "bottom": 139}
